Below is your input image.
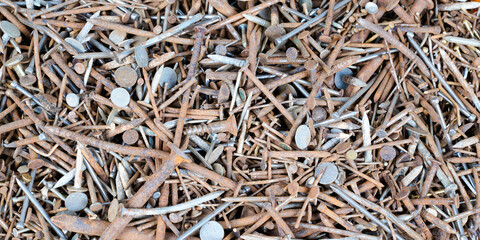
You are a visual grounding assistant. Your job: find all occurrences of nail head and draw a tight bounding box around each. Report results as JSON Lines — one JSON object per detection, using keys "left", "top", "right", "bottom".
{"left": 114, "top": 66, "right": 138, "bottom": 88}
{"left": 365, "top": 2, "right": 378, "bottom": 14}
{"left": 65, "top": 192, "right": 88, "bottom": 212}
{"left": 379, "top": 146, "right": 396, "bottom": 161}
{"left": 159, "top": 67, "right": 177, "bottom": 89}
{"left": 334, "top": 68, "right": 353, "bottom": 90}
{"left": 0, "top": 21, "right": 20, "bottom": 38}
{"left": 200, "top": 221, "right": 224, "bottom": 240}
{"left": 295, "top": 125, "right": 311, "bottom": 149}
{"left": 134, "top": 46, "right": 149, "bottom": 68}
{"left": 109, "top": 30, "right": 127, "bottom": 45}
{"left": 315, "top": 162, "right": 339, "bottom": 185}
{"left": 19, "top": 75, "right": 36, "bottom": 86}
{"left": 66, "top": 93, "right": 80, "bottom": 107}
{"left": 111, "top": 88, "right": 130, "bottom": 107}
{"left": 122, "top": 129, "right": 139, "bottom": 145}
{"left": 65, "top": 38, "right": 86, "bottom": 53}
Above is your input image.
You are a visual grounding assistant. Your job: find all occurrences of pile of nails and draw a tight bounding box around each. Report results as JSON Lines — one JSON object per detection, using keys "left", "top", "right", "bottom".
{"left": 3, "top": 0, "right": 480, "bottom": 239}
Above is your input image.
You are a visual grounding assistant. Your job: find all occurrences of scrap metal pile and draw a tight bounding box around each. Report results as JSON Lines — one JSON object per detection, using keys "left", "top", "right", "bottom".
{"left": 1, "top": 0, "right": 480, "bottom": 239}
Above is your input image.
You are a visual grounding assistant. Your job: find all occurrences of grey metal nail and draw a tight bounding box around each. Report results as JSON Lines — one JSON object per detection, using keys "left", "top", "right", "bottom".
{"left": 200, "top": 221, "right": 224, "bottom": 240}
{"left": 295, "top": 125, "right": 311, "bottom": 150}
{"left": 6, "top": 55, "right": 25, "bottom": 78}
{"left": 176, "top": 202, "right": 232, "bottom": 240}
{"left": 0, "top": 20, "right": 21, "bottom": 53}
{"left": 314, "top": 111, "right": 359, "bottom": 128}
{"left": 83, "top": 158, "right": 110, "bottom": 201}
{"left": 135, "top": 45, "right": 149, "bottom": 68}
{"left": 25, "top": 34, "right": 48, "bottom": 75}
{"left": 16, "top": 179, "right": 67, "bottom": 239}
{"left": 407, "top": 32, "right": 475, "bottom": 122}
{"left": 331, "top": 78, "right": 375, "bottom": 119}
{"left": 76, "top": 11, "right": 100, "bottom": 43}
{"left": 65, "top": 192, "right": 88, "bottom": 212}
{"left": 330, "top": 184, "right": 406, "bottom": 240}
{"left": 315, "top": 162, "right": 339, "bottom": 185}
{"left": 120, "top": 191, "right": 224, "bottom": 217}
{"left": 16, "top": 169, "right": 37, "bottom": 229}
{"left": 334, "top": 68, "right": 353, "bottom": 90}
{"left": 208, "top": 54, "right": 247, "bottom": 67}
{"left": 274, "top": 0, "right": 351, "bottom": 45}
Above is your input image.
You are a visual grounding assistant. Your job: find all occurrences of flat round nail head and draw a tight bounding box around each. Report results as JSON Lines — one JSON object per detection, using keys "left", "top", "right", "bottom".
{"left": 304, "top": 60, "right": 318, "bottom": 71}
{"left": 200, "top": 221, "right": 224, "bottom": 240}
{"left": 134, "top": 46, "right": 149, "bottom": 68}
{"left": 334, "top": 68, "right": 353, "bottom": 90}
{"left": 66, "top": 93, "right": 80, "bottom": 107}
{"left": 315, "top": 162, "right": 339, "bottom": 185}
{"left": 90, "top": 202, "right": 103, "bottom": 212}
{"left": 345, "top": 149, "right": 357, "bottom": 161}
{"left": 74, "top": 62, "right": 86, "bottom": 74}
{"left": 207, "top": 145, "right": 224, "bottom": 164}
{"left": 19, "top": 75, "right": 36, "bottom": 86}
{"left": 65, "top": 192, "right": 88, "bottom": 212}
{"left": 65, "top": 38, "right": 86, "bottom": 53}
{"left": 111, "top": 88, "right": 131, "bottom": 107}
{"left": 5, "top": 54, "right": 23, "bottom": 67}
{"left": 312, "top": 107, "right": 327, "bottom": 122}
{"left": 365, "top": 2, "right": 379, "bottom": 14}
{"left": 295, "top": 125, "right": 311, "bottom": 150}
{"left": 108, "top": 199, "right": 119, "bottom": 222}
{"left": 286, "top": 47, "right": 298, "bottom": 62}
{"left": 375, "top": 128, "right": 388, "bottom": 138}
{"left": 0, "top": 21, "right": 20, "bottom": 38}
{"left": 109, "top": 30, "right": 127, "bottom": 45}
{"left": 159, "top": 67, "right": 177, "bottom": 89}
{"left": 265, "top": 25, "right": 286, "bottom": 40}
{"left": 114, "top": 66, "right": 138, "bottom": 88}
{"left": 152, "top": 191, "right": 161, "bottom": 199}
{"left": 215, "top": 45, "right": 227, "bottom": 56}
{"left": 122, "top": 129, "right": 139, "bottom": 145}
{"left": 379, "top": 146, "right": 396, "bottom": 161}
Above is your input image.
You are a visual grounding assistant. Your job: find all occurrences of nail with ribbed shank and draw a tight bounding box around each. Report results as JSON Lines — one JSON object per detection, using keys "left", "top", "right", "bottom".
{"left": 98, "top": 148, "right": 190, "bottom": 240}
{"left": 185, "top": 115, "right": 237, "bottom": 136}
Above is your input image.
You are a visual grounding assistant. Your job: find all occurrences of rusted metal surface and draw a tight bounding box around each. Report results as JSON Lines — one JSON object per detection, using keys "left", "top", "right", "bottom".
{"left": 1, "top": 0, "right": 480, "bottom": 239}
